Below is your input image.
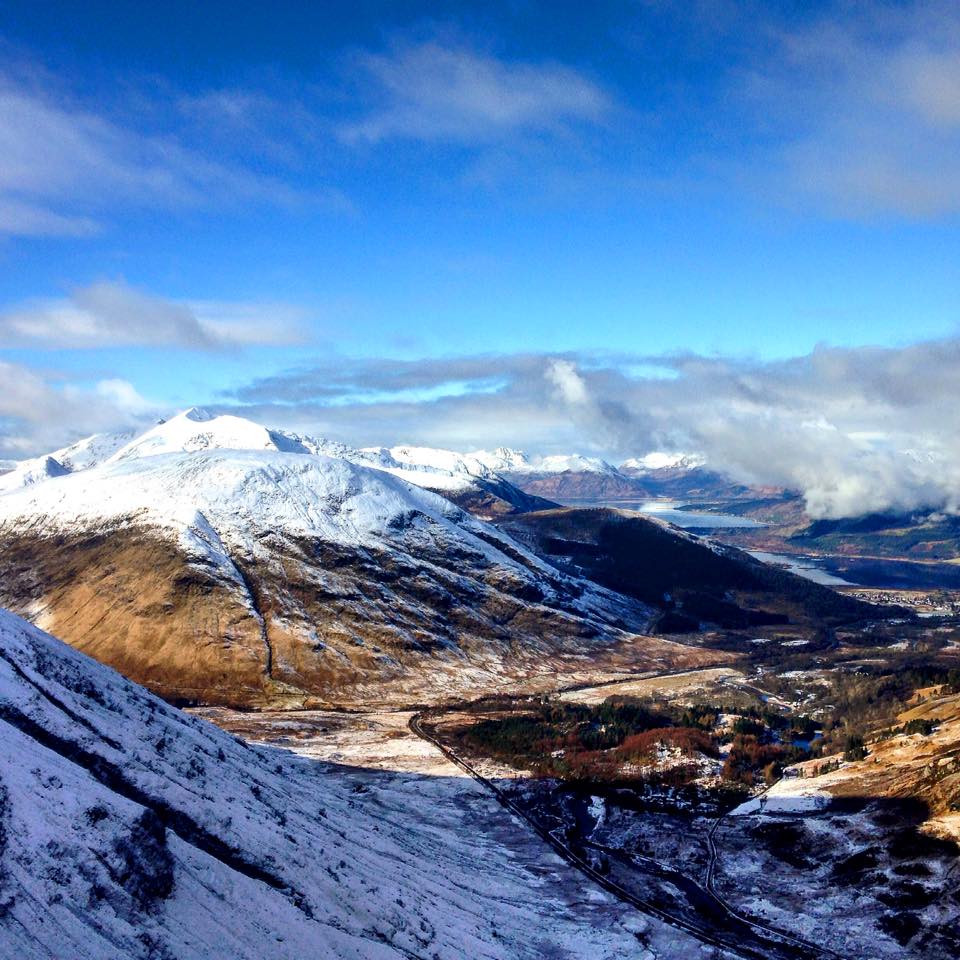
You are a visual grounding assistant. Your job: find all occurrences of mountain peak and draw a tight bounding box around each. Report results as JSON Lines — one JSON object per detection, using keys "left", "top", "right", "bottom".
{"left": 180, "top": 406, "right": 217, "bottom": 422}
{"left": 621, "top": 452, "right": 707, "bottom": 472}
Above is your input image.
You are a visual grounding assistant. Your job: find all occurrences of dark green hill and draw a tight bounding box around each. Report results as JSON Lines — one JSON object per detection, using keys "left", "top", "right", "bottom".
{"left": 499, "top": 507, "right": 889, "bottom": 632}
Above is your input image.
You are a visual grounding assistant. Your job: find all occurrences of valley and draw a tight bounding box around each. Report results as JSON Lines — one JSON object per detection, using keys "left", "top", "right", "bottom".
{"left": 193, "top": 607, "right": 960, "bottom": 959}
{"left": 6, "top": 8, "right": 960, "bottom": 957}
{"left": 408, "top": 623, "right": 960, "bottom": 958}
{"left": 2, "top": 410, "right": 959, "bottom": 958}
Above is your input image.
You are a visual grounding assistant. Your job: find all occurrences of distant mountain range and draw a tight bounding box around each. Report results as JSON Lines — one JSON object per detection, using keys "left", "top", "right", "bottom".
{"left": 0, "top": 414, "right": 769, "bottom": 508}
{"left": 0, "top": 409, "right": 554, "bottom": 519}
{"left": 0, "top": 408, "right": 877, "bottom": 708}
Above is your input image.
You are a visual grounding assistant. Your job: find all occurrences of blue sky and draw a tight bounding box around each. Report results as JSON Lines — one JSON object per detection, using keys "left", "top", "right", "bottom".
{"left": 2, "top": 0, "right": 960, "bottom": 500}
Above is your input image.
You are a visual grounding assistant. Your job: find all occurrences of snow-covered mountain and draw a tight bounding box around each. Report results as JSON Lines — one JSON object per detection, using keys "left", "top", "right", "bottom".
{"left": 619, "top": 454, "right": 767, "bottom": 502}
{"left": 354, "top": 443, "right": 553, "bottom": 515}
{"left": 471, "top": 448, "right": 619, "bottom": 476}
{"left": 0, "top": 608, "right": 692, "bottom": 959}
{"left": 0, "top": 433, "right": 652, "bottom": 707}
{"left": 2, "top": 408, "right": 552, "bottom": 519}
{"left": 106, "top": 407, "right": 304, "bottom": 462}
{"left": 468, "top": 446, "right": 532, "bottom": 473}
{"left": 620, "top": 452, "right": 707, "bottom": 473}
{"left": 467, "top": 448, "right": 640, "bottom": 500}
{"left": 533, "top": 454, "right": 620, "bottom": 475}
{"left": 0, "top": 454, "right": 71, "bottom": 494}
{"left": 0, "top": 408, "right": 816, "bottom": 708}
{"left": 0, "top": 430, "right": 137, "bottom": 495}
{"left": 50, "top": 427, "right": 139, "bottom": 470}
{"left": 469, "top": 446, "right": 759, "bottom": 505}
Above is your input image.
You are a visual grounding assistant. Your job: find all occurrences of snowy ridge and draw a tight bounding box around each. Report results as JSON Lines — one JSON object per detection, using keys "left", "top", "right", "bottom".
{"left": 0, "top": 608, "right": 677, "bottom": 959}
{"left": 107, "top": 407, "right": 296, "bottom": 463}
{"left": 1, "top": 408, "right": 529, "bottom": 505}
{"left": 0, "top": 416, "right": 658, "bottom": 706}
{"left": 0, "top": 455, "right": 70, "bottom": 495}
{"left": 471, "top": 448, "right": 620, "bottom": 476}
{"left": 0, "top": 449, "right": 559, "bottom": 583}
{"left": 49, "top": 428, "right": 138, "bottom": 471}
{"left": 0, "top": 430, "right": 135, "bottom": 494}
{"left": 356, "top": 445, "right": 493, "bottom": 493}
{"left": 102, "top": 408, "right": 505, "bottom": 495}
{"left": 365, "top": 445, "right": 498, "bottom": 478}
{"left": 468, "top": 446, "right": 532, "bottom": 472}
{"left": 0, "top": 407, "right": 629, "bottom": 502}
{"left": 621, "top": 453, "right": 707, "bottom": 473}
{"left": 0, "top": 408, "right": 708, "bottom": 499}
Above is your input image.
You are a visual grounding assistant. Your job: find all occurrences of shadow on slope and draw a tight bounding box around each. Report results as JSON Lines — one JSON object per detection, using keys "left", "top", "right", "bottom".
{"left": 498, "top": 508, "right": 890, "bottom": 632}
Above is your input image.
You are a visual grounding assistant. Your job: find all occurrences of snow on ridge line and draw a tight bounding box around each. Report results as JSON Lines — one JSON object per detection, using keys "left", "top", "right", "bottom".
{"left": 620, "top": 452, "right": 707, "bottom": 472}
{"left": 362, "top": 444, "right": 499, "bottom": 480}
{"left": 469, "top": 448, "right": 620, "bottom": 476}
{"left": 97, "top": 410, "right": 503, "bottom": 496}
{"left": 0, "top": 448, "right": 563, "bottom": 580}
{"left": 49, "top": 428, "right": 139, "bottom": 471}
{"left": 106, "top": 408, "right": 286, "bottom": 464}
{"left": 4, "top": 406, "right": 705, "bottom": 506}
{"left": 0, "top": 455, "right": 71, "bottom": 495}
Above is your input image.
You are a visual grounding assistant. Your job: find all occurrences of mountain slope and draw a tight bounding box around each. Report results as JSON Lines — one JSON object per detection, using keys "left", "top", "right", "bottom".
{"left": 355, "top": 443, "right": 557, "bottom": 517}
{"left": 6, "top": 408, "right": 554, "bottom": 520}
{"left": 498, "top": 507, "right": 880, "bottom": 630}
{"left": 468, "top": 448, "right": 771, "bottom": 506}
{"left": 0, "top": 608, "right": 704, "bottom": 960}
{"left": 0, "top": 430, "right": 136, "bottom": 495}
{"left": 0, "top": 449, "right": 664, "bottom": 707}
{"left": 0, "top": 455, "right": 71, "bottom": 494}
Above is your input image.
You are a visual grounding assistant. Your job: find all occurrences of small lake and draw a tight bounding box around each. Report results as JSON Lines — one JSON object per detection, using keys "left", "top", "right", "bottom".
{"left": 748, "top": 551, "right": 854, "bottom": 587}
{"left": 565, "top": 498, "right": 766, "bottom": 529}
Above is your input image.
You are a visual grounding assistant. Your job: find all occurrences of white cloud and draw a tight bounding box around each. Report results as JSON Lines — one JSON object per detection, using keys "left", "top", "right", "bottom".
{"left": 0, "top": 281, "right": 308, "bottom": 349}
{"left": 545, "top": 358, "right": 589, "bottom": 406}
{"left": 0, "top": 74, "right": 301, "bottom": 237}
{"left": 0, "top": 198, "right": 100, "bottom": 238}
{"left": 226, "top": 338, "right": 960, "bottom": 519}
{"left": 747, "top": 1, "right": 960, "bottom": 218}
{"left": 0, "top": 360, "right": 159, "bottom": 459}
{"left": 341, "top": 41, "right": 610, "bottom": 144}
{"left": 93, "top": 378, "right": 153, "bottom": 414}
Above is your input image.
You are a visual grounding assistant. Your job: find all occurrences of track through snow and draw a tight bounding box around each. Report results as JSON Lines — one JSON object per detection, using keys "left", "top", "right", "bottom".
{"left": 408, "top": 712, "right": 840, "bottom": 960}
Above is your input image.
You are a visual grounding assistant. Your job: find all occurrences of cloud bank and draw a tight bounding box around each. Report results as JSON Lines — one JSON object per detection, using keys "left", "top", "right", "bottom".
{"left": 0, "top": 359, "right": 157, "bottom": 459}
{"left": 0, "top": 281, "right": 307, "bottom": 349}
{"left": 225, "top": 338, "right": 960, "bottom": 520}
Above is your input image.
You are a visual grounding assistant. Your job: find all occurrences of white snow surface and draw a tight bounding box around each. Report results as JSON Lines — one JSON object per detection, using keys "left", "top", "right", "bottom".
{"left": 0, "top": 408, "right": 628, "bottom": 503}
{"left": 357, "top": 444, "right": 496, "bottom": 492}
{"left": 49, "top": 428, "right": 138, "bottom": 471}
{"left": 0, "top": 455, "right": 70, "bottom": 494}
{"left": 102, "top": 409, "right": 511, "bottom": 497}
{"left": 535, "top": 454, "right": 620, "bottom": 475}
{"left": 620, "top": 453, "right": 706, "bottom": 472}
{"left": 0, "top": 608, "right": 700, "bottom": 959}
{"left": 729, "top": 777, "right": 830, "bottom": 816}
{"left": 471, "top": 448, "right": 619, "bottom": 475}
{"left": 106, "top": 407, "right": 298, "bottom": 463}
{"left": 0, "top": 447, "right": 585, "bottom": 610}
{"left": 3, "top": 408, "right": 523, "bottom": 501}
{"left": 0, "top": 429, "right": 137, "bottom": 494}
{"left": 468, "top": 446, "right": 532, "bottom": 472}
{"left": 366, "top": 445, "right": 496, "bottom": 478}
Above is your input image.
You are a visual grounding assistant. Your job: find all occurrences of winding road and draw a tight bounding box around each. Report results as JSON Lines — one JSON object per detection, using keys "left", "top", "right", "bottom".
{"left": 409, "top": 711, "right": 844, "bottom": 960}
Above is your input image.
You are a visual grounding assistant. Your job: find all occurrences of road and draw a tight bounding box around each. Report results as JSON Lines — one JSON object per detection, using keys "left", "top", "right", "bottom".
{"left": 409, "top": 712, "right": 843, "bottom": 960}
